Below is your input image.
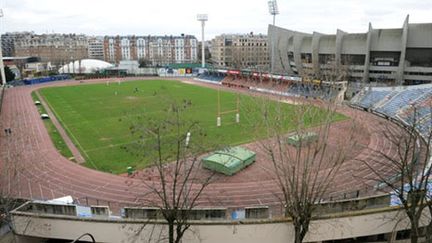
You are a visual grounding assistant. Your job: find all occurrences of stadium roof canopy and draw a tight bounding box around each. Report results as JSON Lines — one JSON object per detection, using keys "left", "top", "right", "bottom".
{"left": 202, "top": 146, "right": 256, "bottom": 176}
{"left": 58, "top": 59, "right": 114, "bottom": 74}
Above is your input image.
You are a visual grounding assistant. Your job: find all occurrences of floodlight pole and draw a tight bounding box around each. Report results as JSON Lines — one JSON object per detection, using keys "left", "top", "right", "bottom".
{"left": 235, "top": 94, "right": 240, "bottom": 123}
{"left": 197, "top": 14, "right": 208, "bottom": 68}
{"left": 184, "top": 131, "right": 191, "bottom": 207}
{"left": 0, "top": 9, "right": 7, "bottom": 85}
{"left": 217, "top": 88, "right": 221, "bottom": 127}
{"left": 268, "top": 0, "right": 279, "bottom": 74}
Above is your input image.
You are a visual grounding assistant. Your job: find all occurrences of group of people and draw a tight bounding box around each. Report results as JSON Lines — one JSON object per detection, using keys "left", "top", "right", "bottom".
{"left": 3, "top": 127, "right": 12, "bottom": 136}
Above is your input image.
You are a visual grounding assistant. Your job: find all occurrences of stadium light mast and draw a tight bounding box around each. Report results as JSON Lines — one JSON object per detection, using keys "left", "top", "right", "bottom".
{"left": 268, "top": 0, "right": 279, "bottom": 26}
{"left": 268, "top": 0, "right": 279, "bottom": 74}
{"left": 197, "top": 14, "right": 208, "bottom": 68}
{"left": 0, "top": 9, "right": 7, "bottom": 85}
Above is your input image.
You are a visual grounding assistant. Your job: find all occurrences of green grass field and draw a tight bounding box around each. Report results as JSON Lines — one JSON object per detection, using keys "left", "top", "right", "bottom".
{"left": 31, "top": 91, "right": 74, "bottom": 160}
{"left": 39, "top": 80, "right": 345, "bottom": 174}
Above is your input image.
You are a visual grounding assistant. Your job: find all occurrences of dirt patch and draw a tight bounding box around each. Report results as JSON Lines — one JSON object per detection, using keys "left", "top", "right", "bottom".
{"left": 280, "top": 99, "right": 302, "bottom": 105}
{"left": 181, "top": 80, "right": 196, "bottom": 85}
{"left": 125, "top": 96, "right": 138, "bottom": 100}
{"left": 99, "top": 137, "right": 111, "bottom": 141}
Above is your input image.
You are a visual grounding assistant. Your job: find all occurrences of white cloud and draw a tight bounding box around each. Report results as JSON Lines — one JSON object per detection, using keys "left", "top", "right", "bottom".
{"left": 1, "top": 0, "right": 431, "bottom": 38}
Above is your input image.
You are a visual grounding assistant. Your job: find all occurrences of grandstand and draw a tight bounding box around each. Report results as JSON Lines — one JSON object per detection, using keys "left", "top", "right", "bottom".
{"left": 195, "top": 70, "right": 226, "bottom": 83}
{"left": 286, "top": 82, "right": 344, "bottom": 100}
{"left": 351, "top": 83, "right": 432, "bottom": 138}
{"left": 218, "top": 71, "right": 347, "bottom": 102}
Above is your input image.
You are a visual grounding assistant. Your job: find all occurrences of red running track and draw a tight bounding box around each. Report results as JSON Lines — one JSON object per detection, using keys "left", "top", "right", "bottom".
{"left": 0, "top": 78, "right": 403, "bottom": 215}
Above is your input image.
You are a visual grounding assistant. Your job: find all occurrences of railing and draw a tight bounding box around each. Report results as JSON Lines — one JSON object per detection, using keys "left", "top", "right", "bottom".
{"left": 23, "top": 75, "right": 71, "bottom": 85}
{"left": 315, "top": 194, "right": 390, "bottom": 215}
{"left": 0, "top": 84, "right": 4, "bottom": 115}
{"left": 14, "top": 193, "right": 393, "bottom": 223}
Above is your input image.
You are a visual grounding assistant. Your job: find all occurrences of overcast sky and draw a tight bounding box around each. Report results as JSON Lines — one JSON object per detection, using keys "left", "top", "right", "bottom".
{"left": 2, "top": 0, "right": 432, "bottom": 39}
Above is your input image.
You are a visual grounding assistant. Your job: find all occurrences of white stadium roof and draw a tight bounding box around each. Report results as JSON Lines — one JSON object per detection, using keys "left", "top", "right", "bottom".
{"left": 58, "top": 59, "right": 114, "bottom": 74}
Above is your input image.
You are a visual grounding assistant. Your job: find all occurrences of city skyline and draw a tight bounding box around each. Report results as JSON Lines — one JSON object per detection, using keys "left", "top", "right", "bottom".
{"left": 1, "top": 0, "right": 432, "bottom": 39}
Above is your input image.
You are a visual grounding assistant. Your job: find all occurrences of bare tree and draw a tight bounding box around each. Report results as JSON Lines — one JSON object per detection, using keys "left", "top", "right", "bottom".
{"left": 246, "top": 96, "right": 357, "bottom": 243}
{"left": 359, "top": 107, "right": 432, "bottom": 243}
{"left": 138, "top": 58, "right": 152, "bottom": 68}
{"left": 0, "top": 149, "right": 26, "bottom": 234}
{"left": 229, "top": 45, "right": 243, "bottom": 70}
{"left": 123, "top": 98, "right": 220, "bottom": 243}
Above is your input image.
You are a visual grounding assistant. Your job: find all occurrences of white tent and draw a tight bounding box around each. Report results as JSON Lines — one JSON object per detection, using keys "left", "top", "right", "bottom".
{"left": 58, "top": 59, "right": 114, "bottom": 74}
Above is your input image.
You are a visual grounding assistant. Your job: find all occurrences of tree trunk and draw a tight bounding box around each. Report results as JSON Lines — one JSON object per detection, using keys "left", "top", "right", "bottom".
{"left": 175, "top": 224, "right": 188, "bottom": 243}
{"left": 294, "top": 223, "right": 304, "bottom": 243}
{"left": 168, "top": 221, "right": 174, "bottom": 243}
{"left": 294, "top": 224, "right": 301, "bottom": 243}
{"left": 410, "top": 220, "right": 419, "bottom": 243}
{"left": 425, "top": 222, "right": 432, "bottom": 243}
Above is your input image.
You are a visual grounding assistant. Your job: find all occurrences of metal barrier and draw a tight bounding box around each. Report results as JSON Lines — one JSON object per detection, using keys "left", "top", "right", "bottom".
{"left": 0, "top": 84, "right": 5, "bottom": 115}
{"left": 315, "top": 194, "right": 391, "bottom": 215}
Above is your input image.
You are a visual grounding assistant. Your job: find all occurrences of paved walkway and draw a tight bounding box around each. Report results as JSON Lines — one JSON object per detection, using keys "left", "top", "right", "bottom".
{"left": 0, "top": 77, "right": 407, "bottom": 215}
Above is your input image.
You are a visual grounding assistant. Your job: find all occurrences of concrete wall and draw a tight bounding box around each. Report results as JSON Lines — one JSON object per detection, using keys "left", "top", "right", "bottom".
{"left": 268, "top": 16, "right": 432, "bottom": 84}
{"left": 268, "top": 25, "right": 311, "bottom": 75}
{"left": 11, "top": 206, "right": 432, "bottom": 243}
{"left": 341, "top": 34, "right": 367, "bottom": 54}
{"left": 300, "top": 37, "right": 312, "bottom": 53}
{"left": 407, "top": 23, "right": 432, "bottom": 48}
{"left": 318, "top": 35, "right": 336, "bottom": 54}
{"left": 370, "top": 29, "right": 403, "bottom": 51}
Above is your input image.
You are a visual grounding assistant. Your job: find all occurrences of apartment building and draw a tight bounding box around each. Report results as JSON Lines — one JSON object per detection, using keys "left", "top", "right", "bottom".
{"left": 103, "top": 35, "right": 198, "bottom": 65}
{"left": 211, "top": 33, "right": 269, "bottom": 70}
{"left": 13, "top": 33, "right": 88, "bottom": 67}
{"left": 87, "top": 37, "right": 104, "bottom": 60}
{"left": 1, "top": 32, "right": 35, "bottom": 57}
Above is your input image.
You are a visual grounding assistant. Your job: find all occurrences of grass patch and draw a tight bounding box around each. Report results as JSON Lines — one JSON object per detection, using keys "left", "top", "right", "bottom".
{"left": 39, "top": 80, "right": 347, "bottom": 174}
{"left": 31, "top": 91, "right": 75, "bottom": 161}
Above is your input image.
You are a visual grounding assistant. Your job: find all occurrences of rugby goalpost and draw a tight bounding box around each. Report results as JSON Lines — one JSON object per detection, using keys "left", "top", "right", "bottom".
{"left": 217, "top": 88, "right": 240, "bottom": 127}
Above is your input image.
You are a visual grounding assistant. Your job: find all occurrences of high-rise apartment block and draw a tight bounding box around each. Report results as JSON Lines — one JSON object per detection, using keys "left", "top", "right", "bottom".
{"left": 87, "top": 37, "right": 104, "bottom": 60}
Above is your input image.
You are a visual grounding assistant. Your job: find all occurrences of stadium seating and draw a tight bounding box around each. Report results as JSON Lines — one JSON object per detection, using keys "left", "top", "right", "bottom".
{"left": 355, "top": 90, "right": 392, "bottom": 109}
{"left": 376, "top": 88, "right": 429, "bottom": 117}
{"left": 287, "top": 83, "right": 338, "bottom": 101}
{"left": 352, "top": 84, "right": 432, "bottom": 138}
{"left": 196, "top": 73, "right": 225, "bottom": 83}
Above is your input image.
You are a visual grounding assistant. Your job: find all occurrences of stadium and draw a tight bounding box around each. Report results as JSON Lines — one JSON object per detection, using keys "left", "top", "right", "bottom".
{"left": 1, "top": 70, "right": 431, "bottom": 242}
{"left": 268, "top": 15, "right": 432, "bottom": 85}
{"left": 1, "top": 19, "right": 432, "bottom": 243}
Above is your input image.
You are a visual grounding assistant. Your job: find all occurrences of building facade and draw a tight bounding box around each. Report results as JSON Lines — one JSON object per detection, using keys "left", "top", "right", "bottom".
{"left": 3, "top": 33, "right": 199, "bottom": 69}
{"left": 268, "top": 16, "right": 432, "bottom": 84}
{"left": 14, "top": 33, "right": 88, "bottom": 67}
{"left": 103, "top": 35, "right": 198, "bottom": 65}
{"left": 87, "top": 37, "right": 104, "bottom": 60}
{"left": 211, "top": 33, "right": 269, "bottom": 71}
{"left": 1, "top": 32, "right": 35, "bottom": 57}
